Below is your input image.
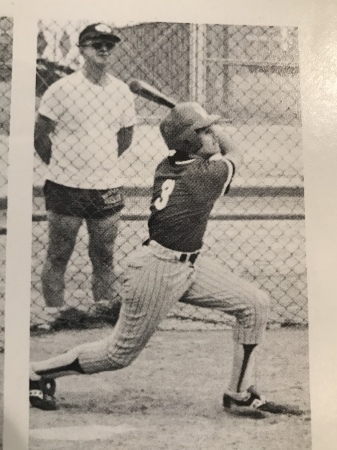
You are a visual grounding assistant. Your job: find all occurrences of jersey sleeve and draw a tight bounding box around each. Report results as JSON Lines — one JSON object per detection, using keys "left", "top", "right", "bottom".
{"left": 185, "top": 156, "right": 235, "bottom": 202}
{"left": 209, "top": 154, "right": 236, "bottom": 195}
{"left": 38, "top": 79, "right": 67, "bottom": 122}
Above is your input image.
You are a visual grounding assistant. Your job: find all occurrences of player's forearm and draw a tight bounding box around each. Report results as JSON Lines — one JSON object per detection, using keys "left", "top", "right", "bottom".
{"left": 117, "top": 126, "right": 134, "bottom": 157}
{"left": 211, "top": 124, "right": 236, "bottom": 156}
{"left": 211, "top": 124, "right": 242, "bottom": 166}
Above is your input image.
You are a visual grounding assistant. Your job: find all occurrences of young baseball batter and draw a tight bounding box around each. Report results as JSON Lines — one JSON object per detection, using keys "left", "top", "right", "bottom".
{"left": 30, "top": 102, "right": 294, "bottom": 415}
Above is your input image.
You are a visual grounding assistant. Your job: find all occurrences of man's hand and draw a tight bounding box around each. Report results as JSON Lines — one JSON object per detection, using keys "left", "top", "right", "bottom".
{"left": 117, "top": 126, "right": 134, "bottom": 157}
{"left": 34, "top": 114, "right": 56, "bottom": 165}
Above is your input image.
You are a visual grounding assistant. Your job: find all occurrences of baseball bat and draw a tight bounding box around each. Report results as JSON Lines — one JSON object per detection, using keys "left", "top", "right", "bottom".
{"left": 129, "top": 79, "right": 177, "bottom": 108}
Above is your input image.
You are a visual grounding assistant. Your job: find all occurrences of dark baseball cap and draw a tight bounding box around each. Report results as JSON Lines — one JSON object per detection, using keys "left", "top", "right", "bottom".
{"left": 78, "top": 23, "right": 121, "bottom": 45}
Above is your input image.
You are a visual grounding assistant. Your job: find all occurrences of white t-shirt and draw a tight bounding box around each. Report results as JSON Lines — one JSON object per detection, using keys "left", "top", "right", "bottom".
{"left": 38, "top": 70, "right": 137, "bottom": 189}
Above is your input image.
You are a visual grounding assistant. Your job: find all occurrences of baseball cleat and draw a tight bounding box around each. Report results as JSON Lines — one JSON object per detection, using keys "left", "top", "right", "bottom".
{"left": 223, "top": 386, "right": 304, "bottom": 416}
{"left": 29, "top": 378, "right": 58, "bottom": 411}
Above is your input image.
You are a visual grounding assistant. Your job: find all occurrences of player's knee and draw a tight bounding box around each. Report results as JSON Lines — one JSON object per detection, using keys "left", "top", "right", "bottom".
{"left": 105, "top": 340, "right": 142, "bottom": 370}
{"left": 255, "top": 289, "right": 270, "bottom": 312}
{"left": 236, "top": 289, "right": 270, "bottom": 328}
{"left": 252, "top": 289, "right": 270, "bottom": 326}
{"left": 105, "top": 352, "right": 138, "bottom": 371}
{"left": 117, "top": 355, "right": 134, "bottom": 369}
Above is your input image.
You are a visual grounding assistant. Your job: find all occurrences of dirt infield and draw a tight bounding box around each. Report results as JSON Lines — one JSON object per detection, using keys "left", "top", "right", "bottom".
{"left": 29, "top": 327, "right": 311, "bottom": 450}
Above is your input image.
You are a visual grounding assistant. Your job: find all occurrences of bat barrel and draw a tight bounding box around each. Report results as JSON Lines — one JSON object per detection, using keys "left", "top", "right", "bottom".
{"left": 129, "top": 79, "right": 176, "bottom": 109}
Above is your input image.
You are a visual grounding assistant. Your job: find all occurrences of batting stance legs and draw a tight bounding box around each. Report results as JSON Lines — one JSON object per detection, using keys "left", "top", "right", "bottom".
{"left": 31, "top": 246, "right": 269, "bottom": 400}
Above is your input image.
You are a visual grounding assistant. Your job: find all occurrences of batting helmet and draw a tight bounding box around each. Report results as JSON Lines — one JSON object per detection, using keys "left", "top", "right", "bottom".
{"left": 160, "top": 102, "right": 220, "bottom": 152}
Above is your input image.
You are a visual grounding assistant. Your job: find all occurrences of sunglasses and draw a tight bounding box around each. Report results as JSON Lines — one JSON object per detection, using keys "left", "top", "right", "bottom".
{"left": 82, "top": 41, "right": 116, "bottom": 50}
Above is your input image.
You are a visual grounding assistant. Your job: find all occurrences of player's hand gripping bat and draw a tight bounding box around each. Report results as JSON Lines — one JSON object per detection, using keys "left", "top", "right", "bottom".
{"left": 129, "top": 79, "right": 177, "bottom": 109}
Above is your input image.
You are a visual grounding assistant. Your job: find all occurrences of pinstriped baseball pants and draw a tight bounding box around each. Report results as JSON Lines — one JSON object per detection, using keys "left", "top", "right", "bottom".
{"left": 79, "top": 245, "right": 270, "bottom": 374}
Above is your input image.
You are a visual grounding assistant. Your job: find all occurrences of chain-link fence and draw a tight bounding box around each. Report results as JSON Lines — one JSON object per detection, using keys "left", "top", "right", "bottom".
{"left": 0, "top": 17, "right": 13, "bottom": 348}
{"left": 31, "top": 21, "right": 306, "bottom": 331}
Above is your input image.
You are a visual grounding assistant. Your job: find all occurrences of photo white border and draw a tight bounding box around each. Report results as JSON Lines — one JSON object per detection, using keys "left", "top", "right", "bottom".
{"left": 2, "top": 0, "right": 337, "bottom": 448}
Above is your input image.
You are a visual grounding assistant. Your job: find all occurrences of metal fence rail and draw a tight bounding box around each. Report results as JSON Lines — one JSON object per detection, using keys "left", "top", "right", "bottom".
{"left": 31, "top": 21, "right": 306, "bottom": 330}
{"left": 0, "top": 16, "right": 13, "bottom": 348}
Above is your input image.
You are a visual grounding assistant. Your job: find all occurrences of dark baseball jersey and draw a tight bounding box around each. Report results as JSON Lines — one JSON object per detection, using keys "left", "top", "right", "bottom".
{"left": 148, "top": 154, "right": 235, "bottom": 253}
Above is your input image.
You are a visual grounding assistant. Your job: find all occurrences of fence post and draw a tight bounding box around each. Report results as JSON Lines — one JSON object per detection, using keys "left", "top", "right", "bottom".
{"left": 189, "top": 23, "right": 206, "bottom": 105}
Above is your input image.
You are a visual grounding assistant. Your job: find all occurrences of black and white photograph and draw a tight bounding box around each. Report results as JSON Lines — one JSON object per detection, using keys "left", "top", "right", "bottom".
{"left": 28, "top": 17, "right": 310, "bottom": 449}
{"left": 2, "top": 1, "right": 337, "bottom": 449}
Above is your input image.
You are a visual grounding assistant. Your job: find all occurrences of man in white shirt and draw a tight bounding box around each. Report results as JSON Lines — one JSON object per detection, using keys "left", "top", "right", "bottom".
{"left": 34, "top": 23, "right": 137, "bottom": 312}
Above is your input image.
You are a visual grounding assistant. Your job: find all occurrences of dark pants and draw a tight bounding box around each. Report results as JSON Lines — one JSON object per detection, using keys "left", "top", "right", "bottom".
{"left": 42, "top": 181, "right": 124, "bottom": 307}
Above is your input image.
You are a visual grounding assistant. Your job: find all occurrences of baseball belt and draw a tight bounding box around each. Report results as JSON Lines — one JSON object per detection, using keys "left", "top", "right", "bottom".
{"left": 143, "top": 239, "right": 200, "bottom": 264}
